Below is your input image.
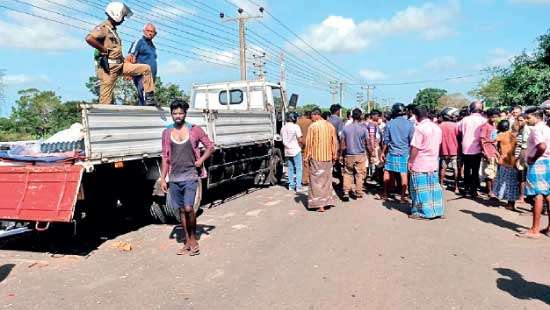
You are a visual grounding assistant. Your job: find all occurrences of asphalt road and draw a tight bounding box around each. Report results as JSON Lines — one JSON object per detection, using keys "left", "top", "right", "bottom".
{"left": 1, "top": 184, "right": 549, "bottom": 309}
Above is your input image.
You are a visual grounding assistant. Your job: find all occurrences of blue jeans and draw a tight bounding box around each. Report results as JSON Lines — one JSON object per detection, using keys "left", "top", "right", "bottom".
{"left": 286, "top": 153, "right": 303, "bottom": 191}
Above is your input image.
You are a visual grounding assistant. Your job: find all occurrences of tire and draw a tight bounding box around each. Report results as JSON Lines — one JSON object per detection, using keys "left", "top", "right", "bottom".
{"left": 164, "top": 180, "right": 203, "bottom": 222}
{"left": 150, "top": 201, "right": 168, "bottom": 224}
{"left": 267, "top": 148, "right": 283, "bottom": 185}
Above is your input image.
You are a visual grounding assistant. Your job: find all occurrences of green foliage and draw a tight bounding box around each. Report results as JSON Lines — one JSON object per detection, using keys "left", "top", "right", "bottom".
{"left": 413, "top": 88, "right": 448, "bottom": 110}
{"left": 471, "top": 29, "right": 550, "bottom": 106}
{"left": 85, "top": 76, "right": 188, "bottom": 106}
{"left": 0, "top": 89, "right": 80, "bottom": 141}
{"left": 295, "top": 103, "right": 319, "bottom": 114}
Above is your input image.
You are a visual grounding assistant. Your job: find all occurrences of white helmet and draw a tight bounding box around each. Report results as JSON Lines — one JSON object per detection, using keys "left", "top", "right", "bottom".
{"left": 105, "top": 2, "right": 133, "bottom": 23}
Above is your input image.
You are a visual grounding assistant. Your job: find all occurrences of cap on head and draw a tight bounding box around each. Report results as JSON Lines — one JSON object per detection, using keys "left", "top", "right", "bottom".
{"left": 105, "top": 2, "right": 133, "bottom": 23}
{"left": 391, "top": 103, "right": 407, "bottom": 117}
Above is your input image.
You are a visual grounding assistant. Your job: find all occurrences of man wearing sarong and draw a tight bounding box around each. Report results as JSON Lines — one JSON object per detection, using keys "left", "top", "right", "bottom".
{"left": 516, "top": 107, "right": 550, "bottom": 239}
{"left": 297, "top": 111, "right": 313, "bottom": 186}
{"left": 380, "top": 103, "right": 414, "bottom": 202}
{"left": 408, "top": 105, "right": 444, "bottom": 220}
{"left": 304, "top": 108, "right": 338, "bottom": 212}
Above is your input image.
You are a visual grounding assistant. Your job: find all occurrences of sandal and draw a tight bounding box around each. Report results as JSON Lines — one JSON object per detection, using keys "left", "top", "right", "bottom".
{"left": 516, "top": 231, "right": 541, "bottom": 239}
{"left": 189, "top": 245, "right": 200, "bottom": 256}
{"left": 177, "top": 246, "right": 191, "bottom": 256}
{"left": 408, "top": 214, "right": 429, "bottom": 220}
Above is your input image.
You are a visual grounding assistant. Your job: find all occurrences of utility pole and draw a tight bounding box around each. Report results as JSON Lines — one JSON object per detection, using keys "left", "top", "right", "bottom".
{"left": 363, "top": 84, "right": 375, "bottom": 113}
{"left": 329, "top": 81, "right": 338, "bottom": 105}
{"left": 252, "top": 53, "right": 266, "bottom": 81}
{"left": 220, "top": 7, "right": 264, "bottom": 81}
{"left": 355, "top": 92, "right": 364, "bottom": 107}
{"left": 339, "top": 82, "right": 344, "bottom": 105}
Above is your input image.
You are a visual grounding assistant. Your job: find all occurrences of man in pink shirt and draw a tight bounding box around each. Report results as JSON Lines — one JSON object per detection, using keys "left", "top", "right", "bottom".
{"left": 408, "top": 105, "right": 444, "bottom": 220}
{"left": 517, "top": 108, "right": 550, "bottom": 239}
{"left": 457, "top": 101, "right": 487, "bottom": 197}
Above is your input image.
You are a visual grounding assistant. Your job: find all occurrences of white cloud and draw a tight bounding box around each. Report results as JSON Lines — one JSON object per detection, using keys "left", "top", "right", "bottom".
{"left": 487, "top": 48, "right": 515, "bottom": 67}
{"left": 425, "top": 56, "right": 457, "bottom": 71}
{"left": 0, "top": 0, "right": 92, "bottom": 50}
{"left": 150, "top": 5, "right": 196, "bottom": 19}
{"left": 359, "top": 69, "right": 387, "bottom": 81}
{"left": 161, "top": 59, "right": 190, "bottom": 76}
{"left": 510, "top": 0, "right": 550, "bottom": 4}
{"left": 3, "top": 74, "right": 50, "bottom": 86}
{"left": 296, "top": 0, "right": 460, "bottom": 53}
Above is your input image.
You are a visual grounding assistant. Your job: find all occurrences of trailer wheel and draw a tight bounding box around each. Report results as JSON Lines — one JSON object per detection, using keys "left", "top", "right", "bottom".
{"left": 267, "top": 148, "right": 283, "bottom": 185}
{"left": 150, "top": 201, "right": 168, "bottom": 224}
{"left": 164, "top": 180, "right": 203, "bottom": 223}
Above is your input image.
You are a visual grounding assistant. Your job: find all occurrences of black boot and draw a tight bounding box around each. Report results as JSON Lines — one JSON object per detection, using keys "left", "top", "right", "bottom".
{"left": 144, "top": 91, "right": 159, "bottom": 107}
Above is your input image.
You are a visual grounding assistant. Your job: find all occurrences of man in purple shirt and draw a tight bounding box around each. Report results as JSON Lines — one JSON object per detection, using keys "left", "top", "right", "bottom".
{"left": 161, "top": 99, "right": 214, "bottom": 256}
{"left": 340, "top": 108, "right": 369, "bottom": 201}
{"left": 457, "top": 101, "right": 487, "bottom": 197}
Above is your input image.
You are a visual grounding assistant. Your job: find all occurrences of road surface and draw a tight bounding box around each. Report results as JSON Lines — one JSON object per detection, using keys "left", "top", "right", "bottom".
{"left": 1, "top": 184, "right": 549, "bottom": 309}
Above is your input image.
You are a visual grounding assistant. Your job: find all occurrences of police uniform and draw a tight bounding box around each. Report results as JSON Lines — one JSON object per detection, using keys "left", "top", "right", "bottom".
{"left": 88, "top": 20, "right": 155, "bottom": 104}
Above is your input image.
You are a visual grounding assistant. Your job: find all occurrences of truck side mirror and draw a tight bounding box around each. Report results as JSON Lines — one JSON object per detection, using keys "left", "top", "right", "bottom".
{"left": 288, "top": 94, "right": 299, "bottom": 109}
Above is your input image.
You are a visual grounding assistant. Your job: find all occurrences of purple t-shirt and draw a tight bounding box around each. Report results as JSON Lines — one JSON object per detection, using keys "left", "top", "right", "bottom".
{"left": 341, "top": 122, "right": 369, "bottom": 155}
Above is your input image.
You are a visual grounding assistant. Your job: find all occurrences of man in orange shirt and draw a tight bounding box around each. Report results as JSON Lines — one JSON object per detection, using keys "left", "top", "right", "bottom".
{"left": 304, "top": 108, "right": 338, "bottom": 212}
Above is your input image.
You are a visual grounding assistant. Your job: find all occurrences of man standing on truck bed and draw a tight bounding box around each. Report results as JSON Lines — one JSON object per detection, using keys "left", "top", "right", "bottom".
{"left": 161, "top": 99, "right": 214, "bottom": 256}
{"left": 304, "top": 108, "right": 338, "bottom": 212}
{"left": 127, "top": 23, "right": 158, "bottom": 106}
{"left": 85, "top": 2, "right": 158, "bottom": 106}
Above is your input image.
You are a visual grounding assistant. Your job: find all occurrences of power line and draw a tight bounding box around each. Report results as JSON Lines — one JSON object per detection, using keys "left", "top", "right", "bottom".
{"left": 352, "top": 72, "right": 485, "bottom": 86}
{"left": 245, "top": 0, "right": 358, "bottom": 82}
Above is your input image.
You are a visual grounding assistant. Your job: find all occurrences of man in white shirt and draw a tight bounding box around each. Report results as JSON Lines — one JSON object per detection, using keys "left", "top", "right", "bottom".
{"left": 281, "top": 112, "right": 303, "bottom": 192}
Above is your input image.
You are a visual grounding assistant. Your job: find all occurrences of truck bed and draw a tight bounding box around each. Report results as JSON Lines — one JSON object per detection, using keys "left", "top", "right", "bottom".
{"left": 81, "top": 104, "right": 274, "bottom": 164}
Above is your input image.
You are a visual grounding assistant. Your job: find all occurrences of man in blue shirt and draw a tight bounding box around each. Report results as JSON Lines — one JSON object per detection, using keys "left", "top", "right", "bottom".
{"left": 380, "top": 103, "right": 415, "bottom": 202}
{"left": 126, "top": 23, "right": 157, "bottom": 105}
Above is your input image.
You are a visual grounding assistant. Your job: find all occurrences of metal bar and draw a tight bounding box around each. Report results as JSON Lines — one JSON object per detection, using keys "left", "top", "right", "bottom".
{"left": 0, "top": 226, "right": 32, "bottom": 239}
{"left": 208, "top": 154, "right": 270, "bottom": 169}
{"left": 207, "top": 168, "right": 270, "bottom": 188}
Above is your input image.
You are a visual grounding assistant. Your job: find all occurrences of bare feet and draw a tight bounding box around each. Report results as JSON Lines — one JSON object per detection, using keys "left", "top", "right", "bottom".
{"left": 317, "top": 207, "right": 325, "bottom": 212}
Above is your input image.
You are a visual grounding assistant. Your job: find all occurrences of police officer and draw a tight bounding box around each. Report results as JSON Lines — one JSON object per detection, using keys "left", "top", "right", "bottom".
{"left": 85, "top": 2, "right": 157, "bottom": 106}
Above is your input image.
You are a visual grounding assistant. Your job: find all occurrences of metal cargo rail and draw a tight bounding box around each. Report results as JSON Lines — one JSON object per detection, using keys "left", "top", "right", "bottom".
{"left": 81, "top": 104, "right": 274, "bottom": 164}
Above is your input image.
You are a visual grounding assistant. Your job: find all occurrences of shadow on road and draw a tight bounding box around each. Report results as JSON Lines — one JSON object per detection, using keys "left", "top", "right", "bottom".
{"left": 383, "top": 200, "right": 410, "bottom": 215}
{"left": 494, "top": 268, "right": 550, "bottom": 305}
{"left": 460, "top": 209, "right": 527, "bottom": 232}
{"left": 0, "top": 264, "right": 15, "bottom": 283}
{"left": 169, "top": 224, "right": 216, "bottom": 243}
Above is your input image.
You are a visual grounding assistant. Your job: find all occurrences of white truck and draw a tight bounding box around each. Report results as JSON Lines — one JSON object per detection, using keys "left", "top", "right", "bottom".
{"left": 0, "top": 80, "right": 298, "bottom": 235}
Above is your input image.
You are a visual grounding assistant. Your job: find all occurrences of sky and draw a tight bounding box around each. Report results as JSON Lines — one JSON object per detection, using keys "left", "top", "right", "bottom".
{"left": 1, "top": 0, "right": 549, "bottom": 116}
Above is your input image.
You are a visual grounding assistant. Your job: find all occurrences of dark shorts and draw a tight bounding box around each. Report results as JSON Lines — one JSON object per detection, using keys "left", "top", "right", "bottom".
{"left": 169, "top": 180, "right": 198, "bottom": 208}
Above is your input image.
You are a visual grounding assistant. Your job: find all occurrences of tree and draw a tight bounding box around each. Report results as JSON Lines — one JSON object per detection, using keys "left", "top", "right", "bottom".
{"left": 295, "top": 103, "right": 319, "bottom": 114}
{"left": 2, "top": 89, "right": 80, "bottom": 140}
{"left": 438, "top": 93, "right": 470, "bottom": 109}
{"left": 413, "top": 88, "right": 447, "bottom": 110}
{"left": 85, "top": 76, "right": 188, "bottom": 106}
{"left": 470, "top": 29, "right": 550, "bottom": 107}
{"left": 469, "top": 72, "right": 505, "bottom": 107}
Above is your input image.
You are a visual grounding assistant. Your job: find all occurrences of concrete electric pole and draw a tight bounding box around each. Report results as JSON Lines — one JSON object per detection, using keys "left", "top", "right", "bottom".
{"left": 252, "top": 53, "right": 266, "bottom": 81}
{"left": 220, "top": 7, "right": 264, "bottom": 81}
{"left": 329, "top": 81, "right": 338, "bottom": 105}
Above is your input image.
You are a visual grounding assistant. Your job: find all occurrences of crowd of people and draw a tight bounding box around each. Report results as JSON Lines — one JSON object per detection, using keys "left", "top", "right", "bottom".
{"left": 281, "top": 101, "right": 550, "bottom": 239}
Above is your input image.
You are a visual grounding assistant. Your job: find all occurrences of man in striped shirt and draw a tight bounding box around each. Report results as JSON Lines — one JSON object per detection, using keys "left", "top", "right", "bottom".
{"left": 304, "top": 108, "right": 338, "bottom": 212}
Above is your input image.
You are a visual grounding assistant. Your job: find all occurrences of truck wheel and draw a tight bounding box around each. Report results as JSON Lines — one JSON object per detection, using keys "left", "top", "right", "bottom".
{"left": 268, "top": 148, "right": 283, "bottom": 185}
{"left": 150, "top": 201, "right": 168, "bottom": 224}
